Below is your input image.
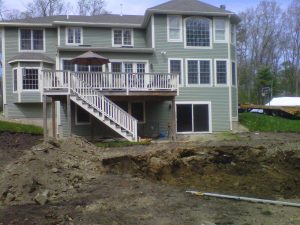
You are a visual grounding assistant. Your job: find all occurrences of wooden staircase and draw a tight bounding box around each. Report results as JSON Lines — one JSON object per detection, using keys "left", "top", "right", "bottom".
{"left": 70, "top": 74, "right": 138, "bottom": 141}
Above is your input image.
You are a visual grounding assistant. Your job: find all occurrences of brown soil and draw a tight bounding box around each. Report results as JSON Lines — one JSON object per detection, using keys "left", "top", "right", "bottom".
{"left": 0, "top": 133, "right": 300, "bottom": 225}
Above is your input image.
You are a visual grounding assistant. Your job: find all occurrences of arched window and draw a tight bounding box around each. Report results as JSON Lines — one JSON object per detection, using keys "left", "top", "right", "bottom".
{"left": 185, "top": 17, "right": 211, "bottom": 47}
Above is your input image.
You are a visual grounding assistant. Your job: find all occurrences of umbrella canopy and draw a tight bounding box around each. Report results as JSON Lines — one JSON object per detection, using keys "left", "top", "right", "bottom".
{"left": 71, "top": 51, "right": 110, "bottom": 65}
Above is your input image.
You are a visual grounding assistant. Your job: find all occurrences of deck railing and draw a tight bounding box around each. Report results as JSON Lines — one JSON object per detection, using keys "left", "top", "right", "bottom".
{"left": 43, "top": 70, "right": 179, "bottom": 94}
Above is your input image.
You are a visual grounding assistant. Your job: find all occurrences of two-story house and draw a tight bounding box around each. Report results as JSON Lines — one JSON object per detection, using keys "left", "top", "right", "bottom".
{"left": 0, "top": 0, "right": 240, "bottom": 141}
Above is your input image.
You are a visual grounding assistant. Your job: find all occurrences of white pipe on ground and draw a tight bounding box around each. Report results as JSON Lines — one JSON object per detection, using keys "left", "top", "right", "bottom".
{"left": 186, "top": 191, "right": 300, "bottom": 208}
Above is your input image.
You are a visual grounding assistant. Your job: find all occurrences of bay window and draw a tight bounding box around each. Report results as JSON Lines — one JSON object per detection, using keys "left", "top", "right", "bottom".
{"left": 214, "top": 19, "right": 226, "bottom": 42}
{"left": 22, "top": 68, "right": 39, "bottom": 90}
{"left": 216, "top": 60, "right": 227, "bottom": 85}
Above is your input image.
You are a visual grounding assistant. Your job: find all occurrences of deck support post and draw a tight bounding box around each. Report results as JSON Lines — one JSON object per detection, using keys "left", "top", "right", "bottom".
{"left": 170, "top": 97, "right": 176, "bottom": 141}
{"left": 43, "top": 95, "right": 48, "bottom": 140}
{"left": 67, "top": 95, "right": 72, "bottom": 137}
{"left": 52, "top": 98, "right": 56, "bottom": 139}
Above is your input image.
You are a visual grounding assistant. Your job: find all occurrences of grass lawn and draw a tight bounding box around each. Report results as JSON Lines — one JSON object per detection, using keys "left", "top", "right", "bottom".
{"left": 95, "top": 140, "right": 151, "bottom": 148}
{"left": 0, "top": 120, "right": 43, "bottom": 135}
{"left": 239, "top": 113, "right": 300, "bottom": 133}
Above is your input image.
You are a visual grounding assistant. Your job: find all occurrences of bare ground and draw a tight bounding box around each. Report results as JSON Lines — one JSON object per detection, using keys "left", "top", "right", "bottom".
{"left": 0, "top": 132, "right": 300, "bottom": 225}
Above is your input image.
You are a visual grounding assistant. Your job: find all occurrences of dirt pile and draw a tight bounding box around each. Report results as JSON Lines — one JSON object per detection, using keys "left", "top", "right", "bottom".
{"left": 0, "top": 137, "right": 103, "bottom": 207}
{"left": 103, "top": 144, "right": 300, "bottom": 199}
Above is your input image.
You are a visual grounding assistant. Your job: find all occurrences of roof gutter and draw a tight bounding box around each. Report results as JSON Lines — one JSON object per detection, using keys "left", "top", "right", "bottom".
{"left": 53, "top": 21, "right": 142, "bottom": 28}
{"left": 0, "top": 23, "right": 53, "bottom": 27}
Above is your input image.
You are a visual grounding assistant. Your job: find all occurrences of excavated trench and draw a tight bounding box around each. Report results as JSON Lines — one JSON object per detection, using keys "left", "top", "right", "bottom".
{"left": 102, "top": 145, "right": 300, "bottom": 199}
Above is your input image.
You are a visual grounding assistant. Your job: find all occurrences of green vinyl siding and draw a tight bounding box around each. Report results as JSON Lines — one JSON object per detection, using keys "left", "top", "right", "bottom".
{"left": 231, "top": 45, "right": 236, "bottom": 60}
{"left": 176, "top": 87, "right": 230, "bottom": 131}
{"left": 6, "top": 103, "right": 51, "bottom": 119}
{"left": 60, "top": 26, "right": 147, "bottom": 48}
{"left": 232, "top": 87, "right": 238, "bottom": 117}
{"left": 146, "top": 18, "right": 153, "bottom": 48}
{"left": 4, "top": 28, "right": 57, "bottom": 118}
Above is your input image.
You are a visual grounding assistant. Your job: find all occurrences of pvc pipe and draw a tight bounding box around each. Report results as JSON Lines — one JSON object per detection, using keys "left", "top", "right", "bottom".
{"left": 186, "top": 191, "right": 300, "bottom": 208}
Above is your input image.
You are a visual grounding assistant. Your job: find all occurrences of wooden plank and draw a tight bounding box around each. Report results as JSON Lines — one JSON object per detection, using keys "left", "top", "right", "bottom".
{"left": 43, "top": 95, "right": 48, "bottom": 140}
{"left": 67, "top": 95, "right": 72, "bottom": 137}
{"left": 171, "top": 97, "right": 176, "bottom": 141}
{"left": 52, "top": 98, "right": 56, "bottom": 139}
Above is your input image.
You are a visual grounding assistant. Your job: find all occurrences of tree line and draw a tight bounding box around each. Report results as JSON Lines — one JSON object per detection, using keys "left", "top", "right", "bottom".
{"left": 237, "top": 0, "right": 300, "bottom": 104}
{"left": 0, "top": 0, "right": 109, "bottom": 19}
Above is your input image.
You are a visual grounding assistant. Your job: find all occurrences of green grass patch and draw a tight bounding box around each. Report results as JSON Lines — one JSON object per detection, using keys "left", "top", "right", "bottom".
{"left": 95, "top": 140, "right": 151, "bottom": 148}
{"left": 239, "top": 113, "right": 300, "bottom": 133}
{"left": 0, "top": 120, "right": 43, "bottom": 135}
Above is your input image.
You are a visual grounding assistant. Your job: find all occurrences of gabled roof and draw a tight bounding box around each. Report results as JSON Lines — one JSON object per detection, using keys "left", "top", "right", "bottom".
{"left": 8, "top": 53, "right": 55, "bottom": 64}
{"left": 0, "top": 0, "right": 239, "bottom": 28}
{"left": 144, "top": 0, "right": 240, "bottom": 25}
{"left": 2, "top": 14, "right": 144, "bottom": 27}
{"left": 148, "top": 0, "right": 233, "bottom": 14}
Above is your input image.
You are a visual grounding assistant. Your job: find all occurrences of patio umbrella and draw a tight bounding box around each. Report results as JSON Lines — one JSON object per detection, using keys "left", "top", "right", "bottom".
{"left": 71, "top": 51, "right": 110, "bottom": 65}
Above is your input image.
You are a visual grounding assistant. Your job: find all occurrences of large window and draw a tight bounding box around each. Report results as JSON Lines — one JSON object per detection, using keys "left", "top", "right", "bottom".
{"left": 66, "top": 27, "right": 82, "bottom": 45}
{"left": 215, "top": 19, "right": 226, "bottom": 42}
{"left": 113, "top": 29, "right": 133, "bottom": 47}
{"left": 168, "top": 15, "right": 182, "bottom": 42}
{"left": 169, "top": 59, "right": 182, "bottom": 85}
{"left": 216, "top": 60, "right": 227, "bottom": 85}
{"left": 22, "top": 68, "right": 39, "bottom": 90}
{"left": 177, "top": 103, "right": 210, "bottom": 133}
{"left": 187, "top": 60, "right": 211, "bottom": 85}
{"left": 185, "top": 17, "right": 211, "bottom": 47}
{"left": 20, "top": 29, "right": 44, "bottom": 51}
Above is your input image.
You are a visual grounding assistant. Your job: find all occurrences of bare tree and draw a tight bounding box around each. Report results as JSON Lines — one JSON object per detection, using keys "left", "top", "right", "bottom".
{"left": 25, "top": 0, "right": 68, "bottom": 17}
{"left": 77, "top": 0, "right": 108, "bottom": 16}
{"left": 237, "top": 1, "right": 284, "bottom": 103}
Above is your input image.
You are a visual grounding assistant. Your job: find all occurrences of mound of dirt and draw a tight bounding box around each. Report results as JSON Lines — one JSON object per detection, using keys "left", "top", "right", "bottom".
{"left": 102, "top": 144, "right": 300, "bottom": 199}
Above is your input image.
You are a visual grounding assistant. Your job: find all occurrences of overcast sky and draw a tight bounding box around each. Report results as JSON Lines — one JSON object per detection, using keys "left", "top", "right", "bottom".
{"left": 5, "top": 0, "right": 291, "bottom": 15}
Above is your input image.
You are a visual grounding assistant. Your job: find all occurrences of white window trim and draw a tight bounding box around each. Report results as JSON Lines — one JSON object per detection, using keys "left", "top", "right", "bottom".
{"left": 214, "top": 59, "right": 229, "bottom": 87}
{"left": 60, "top": 58, "right": 105, "bottom": 72}
{"left": 18, "top": 28, "right": 46, "bottom": 52}
{"left": 65, "top": 27, "right": 83, "bottom": 46}
{"left": 167, "top": 15, "right": 183, "bottom": 42}
{"left": 213, "top": 18, "right": 229, "bottom": 43}
{"left": 184, "top": 17, "right": 213, "bottom": 49}
{"left": 176, "top": 101, "right": 212, "bottom": 134}
{"left": 112, "top": 28, "right": 134, "bottom": 47}
{"left": 168, "top": 58, "right": 184, "bottom": 87}
{"left": 185, "top": 58, "right": 213, "bottom": 87}
{"left": 128, "top": 101, "right": 146, "bottom": 124}
{"left": 108, "top": 59, "right": 149, "bottom": 73}
{"left": 75, "top": 105, "right": 91, "bottom": 125}
{"left": 21, "top": 67, "right": 41, "bottom": 92}
{"left": 12, "top": 68, "right": 18, "bottom": 93}
{"left": 231, "top": 60, "right": 237, "bottom": 87}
